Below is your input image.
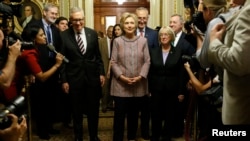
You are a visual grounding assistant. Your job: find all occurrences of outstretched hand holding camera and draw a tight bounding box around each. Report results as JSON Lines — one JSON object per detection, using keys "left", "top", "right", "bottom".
{"left": 0, "top": 114, "right": 27, "bottom": 141}
{"left": 8, "top": 40, "right": 21, "bottom": 61}
{"left": 0, "top": 30, "right": 21, "bottom": 89}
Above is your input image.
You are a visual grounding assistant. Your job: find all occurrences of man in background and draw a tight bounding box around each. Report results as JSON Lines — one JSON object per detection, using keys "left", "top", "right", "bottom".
{"left": 55, "top": 16, "right": 69, "bottom": 32}
{"left": 99, "top": 25, "right": 114, "bottom": 113}
{"left": 135, "top": 7, "right": 159, "bottom": 141}
{"left": 169, "top": 14, "right": 196, "bottom": 139}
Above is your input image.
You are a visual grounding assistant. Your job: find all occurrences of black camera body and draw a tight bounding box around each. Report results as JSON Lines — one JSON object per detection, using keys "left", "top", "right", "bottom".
{"left": 8, "top": 36, "right": 34, "bottom": 50}
{"left": 0, "top": 96, "right": 26, "bottom": 129}
{"left": 185, "top": 11, "right": 207, "bottom": 35}
{"left": 182, "top": 55, "right": 201, "bottom": 72}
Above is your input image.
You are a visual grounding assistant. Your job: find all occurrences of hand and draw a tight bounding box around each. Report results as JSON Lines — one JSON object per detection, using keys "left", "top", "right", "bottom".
{"left": 119, "top": 75, "right": 134, "bottom": 85}
{"left": 184, "top": 62, "right": 190, "bottom": 69}
{"left": 130, "top": 76, "right": 142, "bottom": 84}
{"left": 55, "top": 53, "right": 64, "bottom": 67}
{"left": 62, "top": 82, "right": 69, "bottom": 94}
{"left": 0, "top": 114, "right": 27, "bottom": 141}
{"left": 106, "top": 70, "right": 110, "bottom": 79}
{"left": 100, "top": 75, "right": 105, "bottom": 87}
{"left": 210, "top": 23, "right": 226, "bottom": 42}
{"left": 8, "top": 40, "right": 21, "bottom": 60}
{"left": 178, "top": 94, "right": 184, "bottom": 102}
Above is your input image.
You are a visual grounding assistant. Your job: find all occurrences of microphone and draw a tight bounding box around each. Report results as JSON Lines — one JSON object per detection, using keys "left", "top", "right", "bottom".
{"left": 47, "top": 44, "right": 69, "bottom": 63}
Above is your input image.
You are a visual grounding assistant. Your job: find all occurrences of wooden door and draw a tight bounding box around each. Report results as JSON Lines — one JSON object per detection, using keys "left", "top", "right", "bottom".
{"left": 94, "top": 0, "right": 149, "bottom": 35}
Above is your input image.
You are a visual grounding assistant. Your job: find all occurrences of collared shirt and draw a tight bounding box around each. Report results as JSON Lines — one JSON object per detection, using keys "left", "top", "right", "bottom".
{"left": 174, "top": 31, "right": 182, "bottom": 47}
{"left": 107, "top": 37, "right": 111, "bottom": 58}
{"left": 42, "top": 19, "right": 53, "bottom": 45}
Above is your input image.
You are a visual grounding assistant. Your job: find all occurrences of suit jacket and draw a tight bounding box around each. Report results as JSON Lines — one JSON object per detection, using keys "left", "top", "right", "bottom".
{"left": 148, "top": 45, "right": 185, "bottom": 95}
{"left": 144, "top": 26, "right": 159, "bottom": 49}
{"left": 208, "top": 0, "right": 250, "bottom": 124}
{"left": 98, "top": 37, "right": 110, "bottom": 74}
{"left": 175, "top": 32, "right": 196, "bottom": 56}
{"left": 110, "top": 36, "right": 150, "bottom": 97}
{"left": 60, "top": 27, "right": 104, "bottom": 90}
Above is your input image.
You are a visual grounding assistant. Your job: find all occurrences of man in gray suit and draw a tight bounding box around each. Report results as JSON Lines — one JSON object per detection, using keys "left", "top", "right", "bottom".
{"left": 208, "top": 0, "right": 250, "bottom": 125}
{"left": 60, "top": 7, "right": 105, "bottom": 141}
{"left": 99, "top": 25, "right": 114, "bottom": 113}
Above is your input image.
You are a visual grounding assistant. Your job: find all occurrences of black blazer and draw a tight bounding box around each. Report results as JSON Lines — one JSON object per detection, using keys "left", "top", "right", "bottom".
{"left": 148, "top": 45, "right": 185, "bottom": 95}
{"left": 176, "top": 32, "right": 196, "bottom": 56}
{"left": 60, "top": 27, "right": 104, "bottom": 89}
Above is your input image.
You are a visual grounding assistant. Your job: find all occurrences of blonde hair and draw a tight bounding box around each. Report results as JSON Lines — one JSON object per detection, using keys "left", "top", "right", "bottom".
{"left": 203, "top": 0, "right": 228, "bottom": 17}
{"left": 158, "top": 26, "right": 175, "bottom": 42}
{"left": 120, "top": 12, "right": 138, "bottom": 33}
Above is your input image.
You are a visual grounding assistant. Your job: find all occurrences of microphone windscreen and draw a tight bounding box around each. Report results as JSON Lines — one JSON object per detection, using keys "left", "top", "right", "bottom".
{"left": 47, "top": 44, "right": 55, "bottom": 51}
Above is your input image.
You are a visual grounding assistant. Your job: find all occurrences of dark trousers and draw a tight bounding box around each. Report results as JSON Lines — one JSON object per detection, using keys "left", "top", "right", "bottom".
{"left": 139, "top": 95, "right": 150, "bottom": 139}
{"left": 70, "top": 86, "right": 101, "bottom": 140}
{"left": 113, "top": 96, "right": 142, "bottom": 141}
{"left": 30, "top": 82, "right": 57, "bottom": 136}
{"left": 150, "top": 92, "right": 177, "bottom": 141}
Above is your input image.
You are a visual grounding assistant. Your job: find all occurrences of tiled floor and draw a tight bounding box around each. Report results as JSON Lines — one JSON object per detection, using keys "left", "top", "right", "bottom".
{"left": 23, "top": 110, "right": 185, "bottom": 141}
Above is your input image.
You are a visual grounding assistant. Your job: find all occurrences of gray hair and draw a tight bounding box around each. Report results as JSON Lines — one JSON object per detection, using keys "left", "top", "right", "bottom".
{"left": 69, "top": 7, "right": 84, "bottom": 18}
{"left": 171, "top": 14, "right": 184, "bottom": 24}
{"left": 135, "top": 7, "right": 149, "bottom": 15}
{"left": 43, "top": 3, "right": 58, "bottom": 12}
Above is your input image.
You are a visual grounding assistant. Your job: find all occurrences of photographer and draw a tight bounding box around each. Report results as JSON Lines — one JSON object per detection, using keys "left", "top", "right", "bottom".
{"left": 0, "top": 114, "right": 27, "bottom": 141}
{"left": 0, "top": 29, "right": 21, "bottom": 89}
{"left": 0, "top": 28, "right": 27, "bottom": 141}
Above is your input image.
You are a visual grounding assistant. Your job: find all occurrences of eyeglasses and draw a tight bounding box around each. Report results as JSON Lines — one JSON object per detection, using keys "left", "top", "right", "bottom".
{"left": 71, "top": 19, "right": 84, "bottom": 23}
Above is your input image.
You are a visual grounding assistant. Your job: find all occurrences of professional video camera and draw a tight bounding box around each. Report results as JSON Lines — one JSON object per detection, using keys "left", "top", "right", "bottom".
{"left": 0, "top": 95, "right": 26, "bottom": 129}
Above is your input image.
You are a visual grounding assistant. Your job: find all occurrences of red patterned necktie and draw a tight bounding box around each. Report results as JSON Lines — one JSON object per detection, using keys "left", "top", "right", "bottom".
{"left": 140, "top": 30, "right": 144, "bottom": 37}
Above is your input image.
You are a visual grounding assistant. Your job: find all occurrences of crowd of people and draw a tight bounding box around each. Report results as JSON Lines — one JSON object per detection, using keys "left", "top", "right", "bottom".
{"left": 0, "top": 0, "right": 250, "bottom": 141}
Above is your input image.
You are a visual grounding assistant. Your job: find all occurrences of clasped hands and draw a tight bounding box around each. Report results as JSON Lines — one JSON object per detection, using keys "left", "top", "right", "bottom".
{"left": 119, "top": 75, "right": 142, "bottom": 85}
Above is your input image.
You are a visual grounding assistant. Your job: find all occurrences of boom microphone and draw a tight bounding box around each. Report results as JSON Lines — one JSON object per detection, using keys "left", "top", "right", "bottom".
{"left": 47, "top": 44, "right": 69, "bottom": 63}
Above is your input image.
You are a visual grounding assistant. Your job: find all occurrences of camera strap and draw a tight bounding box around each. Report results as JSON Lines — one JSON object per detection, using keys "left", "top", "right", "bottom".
{"left": 218, "top": 15, "right": 226, "bottom": 23}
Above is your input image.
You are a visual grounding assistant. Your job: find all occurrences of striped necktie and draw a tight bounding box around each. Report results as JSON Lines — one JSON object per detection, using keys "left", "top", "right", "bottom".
{"left": 77, "top": 32, "right": 85, "bottom": 54}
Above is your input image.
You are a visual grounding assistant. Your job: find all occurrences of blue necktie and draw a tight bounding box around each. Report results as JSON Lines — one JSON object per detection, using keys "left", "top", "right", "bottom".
{"left": 46, "top": 25, "right": 52, "bottom": 44}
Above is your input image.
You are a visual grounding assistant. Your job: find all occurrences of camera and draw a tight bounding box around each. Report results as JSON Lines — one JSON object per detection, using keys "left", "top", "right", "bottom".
{"left": 8, "top": 36, "right": 34, "bottom": 50}
{"left": 0, "top": 96, "right": 26, "bottom": 129}
{"left": 0, "top": 0, "right": 23, "bottom": 17}
{"left": 182, "top": 55, "right": 201, "bottom": 72}
{"left": 185, "top": 11, "right": 207, "bottom": 35}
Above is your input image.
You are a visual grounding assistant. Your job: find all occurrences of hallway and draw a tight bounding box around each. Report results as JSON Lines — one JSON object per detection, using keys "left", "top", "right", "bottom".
{"left": 24, "top": 110, "right": 185, "bottom": 141}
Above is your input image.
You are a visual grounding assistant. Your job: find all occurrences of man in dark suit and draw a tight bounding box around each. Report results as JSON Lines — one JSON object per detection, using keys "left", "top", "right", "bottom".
{"left": 60, "top": 7, "right": 105, "bottom": 141}
{"left": 26, "top": 3, "right": 62, "bottom": 140}
{"left": 135, "top": 7, "right": 159, "bottom": 141}
{"left": 169, "top": 14, "right": 196, "bottom": 138}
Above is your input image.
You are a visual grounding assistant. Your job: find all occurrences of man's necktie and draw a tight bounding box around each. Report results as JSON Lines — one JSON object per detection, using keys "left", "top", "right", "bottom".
{"left": 140, "top": 30, "right": 144, "bottom": 37}
{"left": 46, "top": 25, "right": 52, "bottom": 44}
{"left": 77, "top": 32, "right": 85, "bottom": 54}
